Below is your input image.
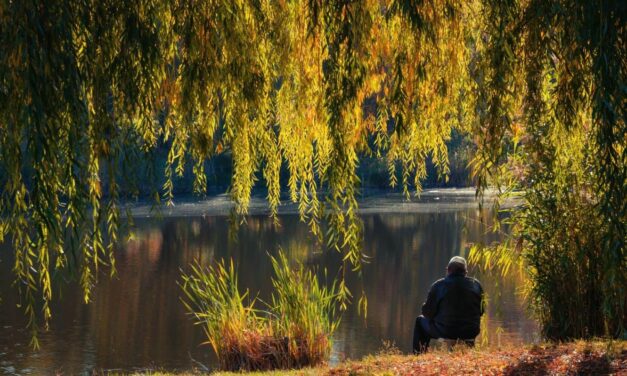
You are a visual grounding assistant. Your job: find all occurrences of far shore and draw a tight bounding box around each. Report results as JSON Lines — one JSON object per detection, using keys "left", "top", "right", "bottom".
{"left": 125, "top": 187, "right": 521, "bottom": 218}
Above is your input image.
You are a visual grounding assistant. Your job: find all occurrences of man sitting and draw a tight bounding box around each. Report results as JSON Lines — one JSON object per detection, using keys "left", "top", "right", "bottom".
{"left": 412, "top": 256, "right": 484, "bottom": 354}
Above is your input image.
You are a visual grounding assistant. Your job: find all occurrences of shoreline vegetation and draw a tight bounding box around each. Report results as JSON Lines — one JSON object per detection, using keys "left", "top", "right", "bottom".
{"left": 180, "top": 251, "right": 341, "bottom": 372}
{"left": 120, "top": 340, "right": 626, "bottom": 375}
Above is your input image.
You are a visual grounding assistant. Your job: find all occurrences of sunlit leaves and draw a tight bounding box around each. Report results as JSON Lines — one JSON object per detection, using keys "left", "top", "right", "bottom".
{"left": 0, "top": 0, "right": 623, "bottom": 343}
{"left": 470, "top": 0, "right": 626, "bottom": 339}
{"left": 0, "top": 0, "right": 505, "bottom": 336}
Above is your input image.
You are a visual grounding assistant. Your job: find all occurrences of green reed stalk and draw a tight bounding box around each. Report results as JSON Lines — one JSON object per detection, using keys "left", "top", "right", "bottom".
{"left": 179, "top": 259, "right": 265, "bottom": 368}
{"left": 180, "top": 249, "right": 340, "bottom": 371}
{"left": 268, "top": 251, "right": 340, "bottom": 366}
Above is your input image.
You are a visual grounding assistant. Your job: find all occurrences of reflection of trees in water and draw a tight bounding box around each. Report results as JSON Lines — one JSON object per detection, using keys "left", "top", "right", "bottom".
{"left": 101, "top": 215, "right": 322, "bottom": 368}
{"left": 87, "top": 220, "right": 210, "bottom": 370}
{"left": 325, "top": 212, "right": 467, "bottom": 356}
{"left": 140, "top": 211, "right": 534, "bottom": 357}
{"left": 474, "top": 263, "right": 538, "bottom": 346}
{"left": 128, "top": 215, "right": 321, "bottom": 300}
{"left": 0, "top": 210, "right": 537, "bottom": 372}
{"left": 328, "top": 210, "right": 534, "bottom": 356}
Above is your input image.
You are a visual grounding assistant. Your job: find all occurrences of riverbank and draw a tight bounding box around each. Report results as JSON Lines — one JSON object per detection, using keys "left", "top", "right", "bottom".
{"left": 130, "top": 341, "right": 625, "bottom": 375}
{"left": 317, "top": 341, "right": 626, "bottom": 375}
{"left": 127, "top": 187, "right": 520, "bottom": 218}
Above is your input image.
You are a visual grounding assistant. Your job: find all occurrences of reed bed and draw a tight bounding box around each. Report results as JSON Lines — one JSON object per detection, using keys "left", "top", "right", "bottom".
{"left": 180, "top": 251, "right": 340, "bottom": 372}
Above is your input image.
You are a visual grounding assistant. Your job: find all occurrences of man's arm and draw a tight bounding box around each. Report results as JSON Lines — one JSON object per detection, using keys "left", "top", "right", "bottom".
{"left": 421, "top": 282, "right": 440, "bottom": 319}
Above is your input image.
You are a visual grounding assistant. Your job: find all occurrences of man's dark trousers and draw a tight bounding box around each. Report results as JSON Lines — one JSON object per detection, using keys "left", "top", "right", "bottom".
{"left": 413, "top": 315, "right": 477, "bottom": 353}
{"left": 412, "top": 315, "right": 441, "bottom": 354}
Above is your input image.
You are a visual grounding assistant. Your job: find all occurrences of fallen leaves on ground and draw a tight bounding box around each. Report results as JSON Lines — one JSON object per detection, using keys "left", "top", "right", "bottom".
{"left": 325, "top": 341, "right": 626, "bottom": 375}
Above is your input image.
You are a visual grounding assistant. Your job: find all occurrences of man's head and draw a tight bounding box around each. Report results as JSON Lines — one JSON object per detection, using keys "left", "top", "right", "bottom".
{"left": 447, "top": 256, "right": 467, "bottom": 276}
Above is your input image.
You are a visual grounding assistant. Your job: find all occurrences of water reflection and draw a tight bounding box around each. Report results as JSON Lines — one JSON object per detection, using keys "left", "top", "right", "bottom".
{"left": 0, "top": 209, "right": 538, "bottom": 374}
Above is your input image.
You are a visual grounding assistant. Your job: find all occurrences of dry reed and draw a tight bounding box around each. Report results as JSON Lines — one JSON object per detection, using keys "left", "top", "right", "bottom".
{"left": 180, "top": 250, "right": 340, "bottom": 372}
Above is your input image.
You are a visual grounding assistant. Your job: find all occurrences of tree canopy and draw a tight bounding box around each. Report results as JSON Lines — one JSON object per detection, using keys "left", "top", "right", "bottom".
{"left": 0, "top": 0, "right": 624, "bottom": 342}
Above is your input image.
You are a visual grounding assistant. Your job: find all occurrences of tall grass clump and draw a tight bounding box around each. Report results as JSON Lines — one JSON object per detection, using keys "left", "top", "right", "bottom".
{"left": 268, "top": 252, "right": 340, "bottom": 366}
{"left": 180, "top": 250, "right": 340, "bottom": 372}
{"left": 470, "top": 170, "right": 624, "bottom": 340}
{"left": 180, "top": 259, "right": 265, "bottom": 370}
{"left": 470, "top": 45, "right": 625, "bottom": 340}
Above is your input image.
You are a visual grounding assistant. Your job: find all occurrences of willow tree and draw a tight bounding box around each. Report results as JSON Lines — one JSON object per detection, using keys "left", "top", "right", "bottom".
{"left": 0, "top": 0, "right": 624, "bottom": 344}
{"left": 468, "top": 0, "right": 626, "bottom": 339}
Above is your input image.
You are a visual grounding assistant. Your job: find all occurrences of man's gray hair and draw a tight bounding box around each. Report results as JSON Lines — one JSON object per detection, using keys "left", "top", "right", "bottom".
{"left": 447, "top": 256, "right": 467, "bottom": 274}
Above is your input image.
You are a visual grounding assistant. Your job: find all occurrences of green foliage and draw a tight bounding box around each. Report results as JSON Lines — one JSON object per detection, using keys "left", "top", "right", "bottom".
{"left": 0, "top": 0, "right": 474, "bottom": 336}
{"left": 469, "top": 0, "right": 626, "bottom": 339}
{"left": 521, "top": 180, "right": 620, "bottom": 339}
{"left": 180, "top": 249, "right": 340, "bottom": 371}
{"left": 268, "top": 251, "right": 341, "bottom": 348}
{"left": 180, "top": 259, "right": 255, "bottom": 359}
{"left": 0, "top": 0, "right": 624, "bottom": 343}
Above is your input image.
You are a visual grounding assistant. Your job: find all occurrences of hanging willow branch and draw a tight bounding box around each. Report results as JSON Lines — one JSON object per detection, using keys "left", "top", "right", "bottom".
{"left": 0, "top": 0, "right": 624, "bottom": 343}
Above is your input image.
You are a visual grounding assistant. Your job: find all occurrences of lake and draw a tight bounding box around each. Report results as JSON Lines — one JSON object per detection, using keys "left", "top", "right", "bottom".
{"left": 0, "top": 191, "right": 538, "bottom": 374}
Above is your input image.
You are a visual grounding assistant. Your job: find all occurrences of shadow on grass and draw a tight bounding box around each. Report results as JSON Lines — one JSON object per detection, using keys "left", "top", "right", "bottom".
{"left": 574, "top": 352, "right": 611, "bottom": 375}
{"left": 502, "top": 351, "right": 555, "bottom": 376}
{"left": 502, "top": 346, "right": 617, "bottom": 376}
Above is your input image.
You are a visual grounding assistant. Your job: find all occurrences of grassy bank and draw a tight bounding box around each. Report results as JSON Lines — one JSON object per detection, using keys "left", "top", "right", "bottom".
{"left": 318, "top": 341, "right": 626, "bottom": 375}
{"left": 127, "top": 341, "right": 625, "bottom": 375}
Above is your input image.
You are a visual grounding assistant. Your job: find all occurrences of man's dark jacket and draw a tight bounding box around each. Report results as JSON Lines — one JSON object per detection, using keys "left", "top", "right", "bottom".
{"left": 422, "top": 272, "right": 484, "bottom": 339}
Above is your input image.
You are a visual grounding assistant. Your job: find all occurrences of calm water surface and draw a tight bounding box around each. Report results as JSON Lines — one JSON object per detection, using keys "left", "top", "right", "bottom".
{"left": 0, "top": 198, "right": 538, "bottom": 374}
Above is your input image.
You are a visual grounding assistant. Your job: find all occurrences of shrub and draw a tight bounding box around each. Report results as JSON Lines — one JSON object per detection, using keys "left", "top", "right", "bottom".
{"left": 470, "top": 181, "right": 624, "bottom": 340}
{"left": 180, "top": 250, "right": 340, "bottom": 371}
